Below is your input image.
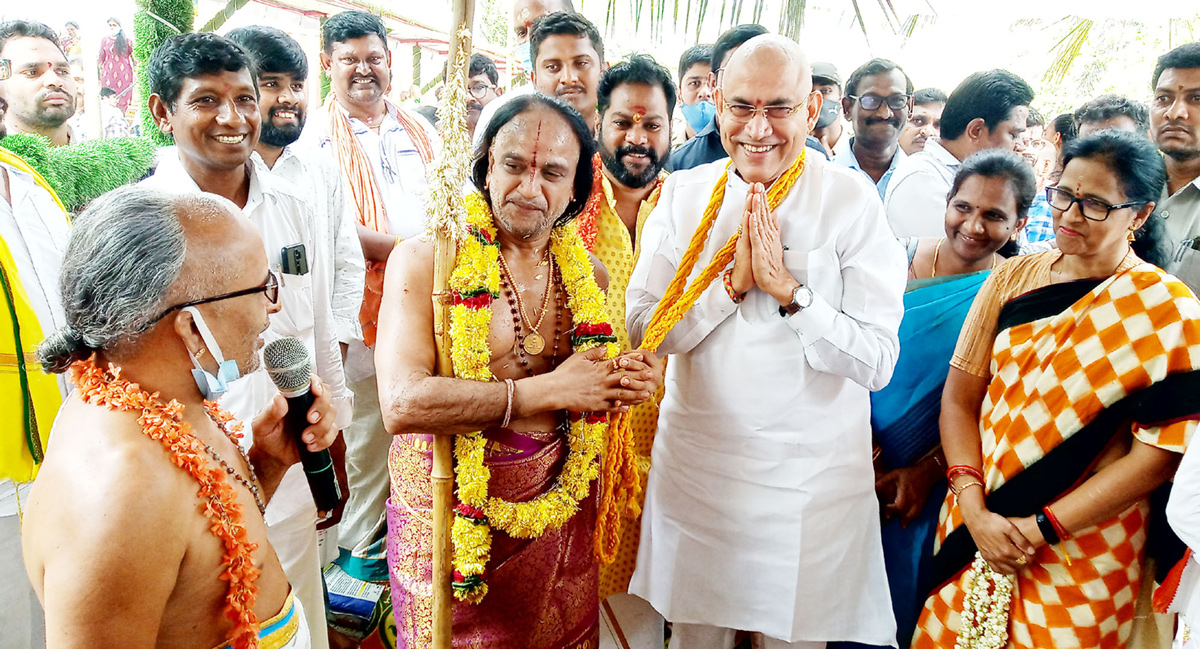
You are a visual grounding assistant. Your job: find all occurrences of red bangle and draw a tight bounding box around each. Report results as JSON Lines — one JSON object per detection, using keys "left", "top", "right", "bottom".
{"left": 723, "top": 268, "right": 745, "bottom": 304}
{"left": 1044, "top": 506, "right": 1070, "bottom": 540}
{"left": 946, "top": 465, "right": 983, "bottom": 482}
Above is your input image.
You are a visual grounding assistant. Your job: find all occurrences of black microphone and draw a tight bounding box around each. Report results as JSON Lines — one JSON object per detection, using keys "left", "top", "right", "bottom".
{"left": 263, "top": 337, "right": 341, "bottom": 512}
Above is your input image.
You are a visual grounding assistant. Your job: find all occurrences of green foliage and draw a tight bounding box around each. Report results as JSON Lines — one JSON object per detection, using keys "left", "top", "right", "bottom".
{"left": 0, "top": 135, "right": 158, "bottom": 212}
{"left": 134, "top": 0, "right": 195, "bottom": 146}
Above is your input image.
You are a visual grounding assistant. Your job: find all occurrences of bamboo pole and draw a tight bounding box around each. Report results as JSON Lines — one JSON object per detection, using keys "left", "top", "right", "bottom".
{"left": 430, "top": 1, "right": 475, "bottom": 646}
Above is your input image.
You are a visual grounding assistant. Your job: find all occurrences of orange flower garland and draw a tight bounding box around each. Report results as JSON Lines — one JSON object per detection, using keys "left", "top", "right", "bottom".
{"left": 575, "top": 153, "right": 604, "bottom": 252}
{"left": 70, "top": 356, "right": 262, "bottom": 649}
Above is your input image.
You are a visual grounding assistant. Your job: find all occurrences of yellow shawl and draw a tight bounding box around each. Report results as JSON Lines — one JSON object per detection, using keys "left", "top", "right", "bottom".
{"left": 0, "top": 148, "right": 67, "bottom": 483}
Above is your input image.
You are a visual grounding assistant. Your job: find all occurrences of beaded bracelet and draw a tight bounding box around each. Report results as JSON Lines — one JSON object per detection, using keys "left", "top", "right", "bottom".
{"left": 950, "top": 480, "right": 983, "bottom": 497}
{"left": 723, "top": 268, "right": 746, "bottom": 304}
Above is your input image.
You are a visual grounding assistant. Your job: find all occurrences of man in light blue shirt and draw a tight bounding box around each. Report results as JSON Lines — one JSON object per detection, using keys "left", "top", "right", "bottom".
{"left": 835, "top": 59, "right": 911, "bottom": 200}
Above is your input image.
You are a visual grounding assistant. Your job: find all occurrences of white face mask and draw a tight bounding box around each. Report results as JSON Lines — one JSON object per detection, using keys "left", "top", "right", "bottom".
{"left": 183, "top": 306, "right": 241, "bottom": 400}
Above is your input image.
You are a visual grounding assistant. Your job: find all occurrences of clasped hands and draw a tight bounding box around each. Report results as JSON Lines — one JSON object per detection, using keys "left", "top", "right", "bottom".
{"left": 959, "top": 494, "right": 1047, "bottom": 574}
{"left": 547, "top": 346, "right": 665, "bottom": 414}
{"left": 729, "top": 182, "right": 801, "bottom": 306}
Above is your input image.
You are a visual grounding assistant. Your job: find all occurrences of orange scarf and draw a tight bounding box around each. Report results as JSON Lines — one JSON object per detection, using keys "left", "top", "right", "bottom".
{"left": 326, "top": 96, "right": 434, "bottom": 347}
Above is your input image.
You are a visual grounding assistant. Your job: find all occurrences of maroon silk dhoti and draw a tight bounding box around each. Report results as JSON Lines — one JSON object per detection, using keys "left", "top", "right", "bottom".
{"left": 386, "top": 426, "right": 599, "bottom": 649}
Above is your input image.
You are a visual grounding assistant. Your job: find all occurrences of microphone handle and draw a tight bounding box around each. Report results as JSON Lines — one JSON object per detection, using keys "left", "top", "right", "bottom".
{"left": 282, "top": 389, "right": 342, "bottom": 512}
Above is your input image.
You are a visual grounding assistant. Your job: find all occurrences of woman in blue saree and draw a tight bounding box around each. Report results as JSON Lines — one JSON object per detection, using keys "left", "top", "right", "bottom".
{"left": 870, "top": 150, "right": 1035, "bottom": 647}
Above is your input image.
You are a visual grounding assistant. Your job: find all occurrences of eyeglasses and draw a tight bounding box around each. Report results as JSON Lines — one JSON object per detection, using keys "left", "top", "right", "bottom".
{"left": 0, "top": 59, "right": 10, "bottom": 81}
{"left": 847, "top": 94, "right": 910, "bottom": 111}
{"left": 151, "top": 269, "right": 280, "bottom": 324}
{"left": 468, "top": 83, "right": 496, "bottom": 100}
{"left": 1045, "top": 186, "right": 1142, "bottom": 222}
{"left": 721, "top": 100, "right": 806, "bottom": 122}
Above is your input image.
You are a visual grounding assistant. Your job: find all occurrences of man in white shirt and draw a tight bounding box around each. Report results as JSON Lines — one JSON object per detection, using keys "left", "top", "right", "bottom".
{"left": 884, "top": 69, "right": 1033, "bottom": 238}
{"left": 228, "top": 25, "right": 366, "bottom": 388}
{"left": 0, "top": 130, "right": 71, "bottom": 649}
{"left": 626, "top": 35, "right": 905, "bottom": 649}
{"left": 297, "top": 10, "right": 439, "bottom": 588}
{"left": 142, "top": 33, "right": 350, "bottom": 648}
{"left": 834, "top": 58, "right": 911, "bottom": 200}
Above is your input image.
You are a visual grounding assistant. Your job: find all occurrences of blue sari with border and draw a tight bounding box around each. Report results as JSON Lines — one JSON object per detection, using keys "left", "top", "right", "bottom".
{"left": 867, "top": 270, "right": 989, "bottom": 649}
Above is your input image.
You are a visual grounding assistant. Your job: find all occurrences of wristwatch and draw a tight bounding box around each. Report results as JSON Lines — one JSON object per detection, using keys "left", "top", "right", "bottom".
{"left": 779, "top": 285, "right": 813, "bottom": 317}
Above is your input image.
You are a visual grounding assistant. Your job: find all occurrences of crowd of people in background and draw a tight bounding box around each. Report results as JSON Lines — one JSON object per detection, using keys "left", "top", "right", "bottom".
{"left": 3, "top": 2, "right": 1200, "bottom": 649}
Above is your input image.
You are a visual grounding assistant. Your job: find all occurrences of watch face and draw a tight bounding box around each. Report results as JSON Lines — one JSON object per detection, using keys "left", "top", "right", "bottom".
{"left": 795, "top": 286, "right": 813, "bottom": 308}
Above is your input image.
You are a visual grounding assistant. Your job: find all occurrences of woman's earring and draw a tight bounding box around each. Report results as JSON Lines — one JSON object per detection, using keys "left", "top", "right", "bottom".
{"left": 194, "top": 348, "right": 206, "bottom": 360}
{"left": 1128, "top": 228, "right": 1137, "bottom": 242}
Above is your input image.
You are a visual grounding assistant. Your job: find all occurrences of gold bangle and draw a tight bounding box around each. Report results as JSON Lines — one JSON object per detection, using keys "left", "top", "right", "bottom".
{"left": 951, "top": 480, "right": 984, "bottom": 497}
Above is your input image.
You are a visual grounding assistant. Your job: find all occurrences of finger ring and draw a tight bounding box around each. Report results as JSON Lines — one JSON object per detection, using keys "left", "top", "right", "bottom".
{"left": 1016, "top": 556, "right": 1028, "bottom": 566}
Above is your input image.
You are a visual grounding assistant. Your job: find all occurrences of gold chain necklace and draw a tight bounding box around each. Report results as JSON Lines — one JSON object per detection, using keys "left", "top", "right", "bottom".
{"left": 931, "top": 237, "right": 998, "bottom": 279}
{"left": 497, "top": 246, "right": 554, "bottom": 355}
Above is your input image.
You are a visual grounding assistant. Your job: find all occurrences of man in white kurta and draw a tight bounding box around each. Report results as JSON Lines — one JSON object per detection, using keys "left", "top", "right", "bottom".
{"left": 626, "top": 36, "right": 906, "bottom": 649}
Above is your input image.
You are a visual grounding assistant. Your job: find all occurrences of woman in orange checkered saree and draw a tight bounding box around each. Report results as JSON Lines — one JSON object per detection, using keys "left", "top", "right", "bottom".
{"left": 913, "top": 130, "right": 1200, "bottom": 648}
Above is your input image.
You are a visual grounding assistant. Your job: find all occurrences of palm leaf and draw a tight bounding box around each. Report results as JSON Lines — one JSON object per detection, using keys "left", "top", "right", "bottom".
{"left": 849, "top": 0, "right": 872, "bottom": 48}
{"left": 1043, "top": 16, "right": 1093, "bottom": 84}
{"left": 777, "top": 0, "right": 806, "bottom": 40}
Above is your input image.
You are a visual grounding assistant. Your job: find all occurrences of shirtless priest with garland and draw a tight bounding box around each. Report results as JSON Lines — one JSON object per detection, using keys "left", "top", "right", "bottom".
{"left": 375, "top": 93, "right": 664, "bottom": 648}
{"left": 21, "top": 187, "right": 338, "bottom": 649}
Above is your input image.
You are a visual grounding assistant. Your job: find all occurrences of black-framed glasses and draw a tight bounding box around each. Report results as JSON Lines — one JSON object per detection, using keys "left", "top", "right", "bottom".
{"left": 152, "top": 269, "right": 279, "bottom": 324}
{"left": 848, "top": 93, "right": 909, "bottom": 111}
{"left": 1045, "top": 186, "right": 1142, "bottom": 222}
{"left": 468, "top": 83, "right": 496, "bottom": 100}
{"left": 721, "top": 100, "right": 805, "bottom": 122}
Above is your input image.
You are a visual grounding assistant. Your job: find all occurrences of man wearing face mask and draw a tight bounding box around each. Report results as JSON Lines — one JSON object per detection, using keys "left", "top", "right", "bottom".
{"left": 676, "top": 43, "right": 714, "bottom": 144}
{"left": 23, "top": 186, "right": 337, "bottom": 649}
{"left": 811, "top": 62, "right": 848, "bottom": 159}
{"left": 142, "top": 33, "right": 350, "bottom": 648}
{"left": 470, "top": 0, "right": 575, "bottom": 149}
{"left": 0, "top": 21, "right": 78, "bottom": 147}
{"left": 834, "top": 58, "right": 912, "bottom": 199}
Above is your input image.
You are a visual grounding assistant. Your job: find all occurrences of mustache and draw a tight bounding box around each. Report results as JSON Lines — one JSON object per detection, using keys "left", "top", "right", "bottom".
{"left": 616, "top": 144, "right": 659, "bottom": 164}
{"left": 268, "top": 104, "right": 304, "bottom": 120}
{"left": 1160, "top": 120, "right": 1195, "bottom": 132}
{"left": 865, "top": 116, "right": 902, "bottom": 128}
{"left": 504, "top": 195, "right": 548, "bottom": 212}
{"left": 556, "top": 85, "right": 585, "bottom": 96}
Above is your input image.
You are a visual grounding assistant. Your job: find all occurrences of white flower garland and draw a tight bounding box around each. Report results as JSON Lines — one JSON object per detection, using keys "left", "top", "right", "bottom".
{"left": 955, "top": 552, "right": 1015, "bottom": 649}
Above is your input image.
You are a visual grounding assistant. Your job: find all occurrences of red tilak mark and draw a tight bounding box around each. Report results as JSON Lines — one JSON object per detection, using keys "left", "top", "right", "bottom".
{"left": 529, "top": 122, "right": 542, "bottom": 184}
{"left": 631, "top": 106, "right": 646, "bottom": 123}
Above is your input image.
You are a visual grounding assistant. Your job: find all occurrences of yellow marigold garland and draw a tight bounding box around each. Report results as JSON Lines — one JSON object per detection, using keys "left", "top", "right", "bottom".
{"left": 593, "top": 151, "right": 808, "bottom": 563}
{"left": 70, "top": 356, "right": 262, "bottom": 649}
{"left": 450, "top": 192, "right": 619, "bottom": 603}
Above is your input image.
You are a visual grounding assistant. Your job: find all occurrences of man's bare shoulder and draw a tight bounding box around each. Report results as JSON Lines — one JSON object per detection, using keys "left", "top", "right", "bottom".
{"left": 26, "top": 396, "right": 193, "bottom": 548}
{"left": 393, "top": 234, "right": 436, "bottom": 264}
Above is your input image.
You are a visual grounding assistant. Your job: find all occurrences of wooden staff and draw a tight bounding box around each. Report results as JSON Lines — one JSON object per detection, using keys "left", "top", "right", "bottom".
{"left": 430, "top": 1, "right": 475, "bottom": 647}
